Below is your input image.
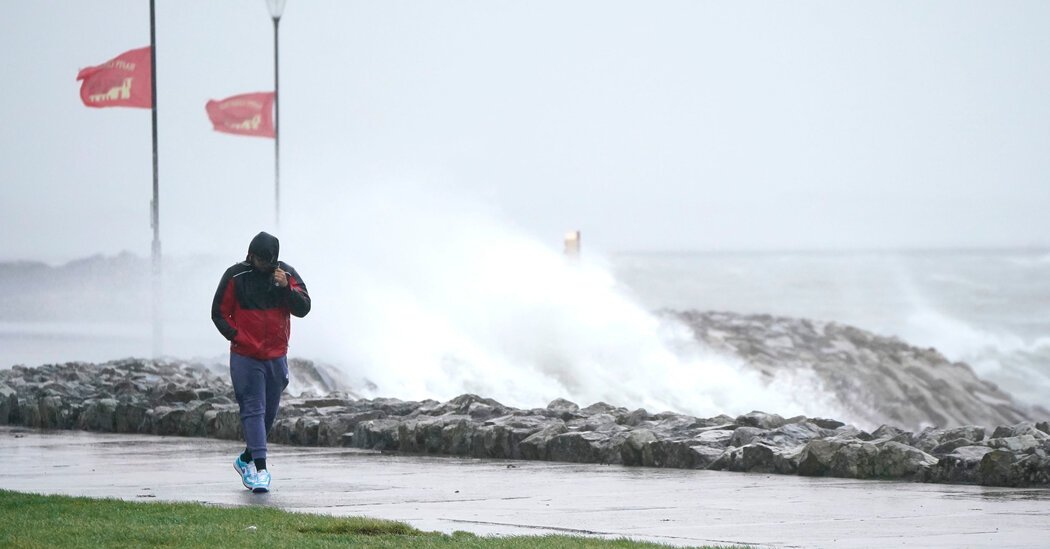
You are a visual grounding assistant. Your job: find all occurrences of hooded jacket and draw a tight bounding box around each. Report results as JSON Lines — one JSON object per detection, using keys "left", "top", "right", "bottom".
{"left": 211, "top": 232, "right": 311, "bottom": 359}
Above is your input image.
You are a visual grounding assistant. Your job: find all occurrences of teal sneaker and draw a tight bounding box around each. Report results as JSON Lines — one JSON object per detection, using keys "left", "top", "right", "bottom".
{"left": 234, "top": 456, "right": 255, "bottom": 490}
{"left": 249, "top": 469, "right": 271, "bottom": 493}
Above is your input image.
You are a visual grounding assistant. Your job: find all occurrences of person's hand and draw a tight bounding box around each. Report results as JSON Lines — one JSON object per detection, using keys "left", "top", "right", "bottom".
{"left": 273, "top": 268, "right": 289, "bottom": 288}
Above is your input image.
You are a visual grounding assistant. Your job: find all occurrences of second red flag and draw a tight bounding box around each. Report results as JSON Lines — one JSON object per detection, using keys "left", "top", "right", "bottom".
{"left": 205, "top": 92, "right": 276, "bottom": 138}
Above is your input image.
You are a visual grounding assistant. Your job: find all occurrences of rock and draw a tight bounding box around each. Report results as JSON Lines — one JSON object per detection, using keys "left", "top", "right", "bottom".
{"left": 936, "top": 446, "right": 994, "bottom": 483}
{"left": 758, "top": 422, "right": 830, "bottom": 448}
{"left": 978, "top": 450, "right": 1020, "bottom": 487}
{"left": 302, "top": 398, "right": 353, "bottom": 408}
{"left": 77, "top": 398, "right": 118, "bottom": 432}
{"left": 872, "top": 441, "right": 938, "bottom": 480}
{"left": 470, "top": 420, "right": 537, "bottom": 459}
{"left": 621, "top": 429, "right": 657, "bottom": 466}
{"left": 833, "top": 425, "right": 872, "bottom": 441}
{"left": 714, "top": 443, "right": 800, "bottom": 474}
{"left": 37, "top": 396, "right": 63, "bottom": 429}
{"left": 985, "top": 435, "right": 1042, "bottom": 453}
{"left": 643, "top": 439, "right": 724, "bottom": 469}
{"left": 798, "top": 438, "right": 865, "bottom": 477}
{"left": 736, "top": 411, "right": 787, "bottom": 430}
{"left": 115, "top": 402, "right": 149, "bottom": 433}
{"left": 467, "top": 402, "right": 499, "bottom": 421}
{"left": 0, "top": 385, "right": 16, "bottom": 425}
{"left": 433, "top": 394, "right": 507, "bottom": 418}
{"left": 870, "top": 425, "right": 912, "bottom": 444}
{"left": 811, "top": 417, "right": 845, "bottom": 429}
{"left": 991, "top": 422, "right": 1049, "bottom": 440}
{"left": 544, "top": 398, "right": 580, "bottom": 420}
{"left": 354, "top": 418, "right": 401, "bottom": 451}
{"left": 930, "top": 438, "right": 977, "bottom": 456}
{"left": 367, "top": 398, "right": 424, "bottom": 417}
{"left": 161, "top": 387, "right": 200, "bottom": 404}
{"left": 827, "top": 441, "right": 880, "bottom": 478}
{"left": 694, "top": 429, "right": 734, "bottom": 447}
{"left": 442, "top": 418, "right": 476, "bottom": 455}
{"left": 621, "top": 408, "right": 649, "bottom": 427}
{"left": 148, "top": 406, "right": 186, "bottom": 436}
{"left": 573, "top": 413, "right": 621, "bottom": 433}
{"left": 398, "top": 417, "right": 448, "bottom": 454}
{"left": 317, "top": 411, "right": 386, "bottom": 446}
{"left": 1, "top": 359, "right": 1047, "bottom": 488}
{"left": 912, "top": 425, "right": 985, "bottom": 453}
{"left": 580, "top": 402, "right": 625, "bottom": 416}
{"left": 729, "top": 427, "right": 768, "bottom": 447}
{"left": 520, "top": 423, "right": 568, "bottom": 460}
{"left": 548, "top": 431, "right": 623, "bottom": 464}
{"left": 203, "top": 407, "right": 241, "bottom": 440}
{"left": 290, "top": 417, "right": 321, "bottom": 446}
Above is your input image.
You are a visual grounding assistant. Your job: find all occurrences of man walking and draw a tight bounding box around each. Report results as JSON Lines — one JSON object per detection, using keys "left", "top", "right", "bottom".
{"left": 211, "top": 231, "right": 311, "bottom": 493}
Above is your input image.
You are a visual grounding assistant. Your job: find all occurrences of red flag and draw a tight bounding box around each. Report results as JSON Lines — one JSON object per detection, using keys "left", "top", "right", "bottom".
{"left": 205, "top": 92, "right": 276, "bottom": 138}
{"left": 76, "top": 47, "right": 152, "bottom": 109}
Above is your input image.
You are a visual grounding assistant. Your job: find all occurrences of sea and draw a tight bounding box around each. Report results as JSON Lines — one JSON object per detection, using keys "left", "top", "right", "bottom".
{"left": 1, "top": 249, "right": 1047, "bottom": 415}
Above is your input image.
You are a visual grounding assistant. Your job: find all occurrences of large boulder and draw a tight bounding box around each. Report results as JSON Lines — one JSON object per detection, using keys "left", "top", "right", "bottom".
{"left": 642, "top": 439, "right": 725, "bottom": 469}
{"left": 872, "top": 441, "right": 938, "bottom": 480}
{"left": 545, "top": 398, "right": 580, "bottom": 420}
{"left": 316, "top": 410, "right": 386, "bottom": 447}
{"left": 935, "top": 446, "right": 994, "bottom": 483}
{"left": 990, "top": 422, "right": 1050, "bottom": 440}
{"left": 984, "top": 435, "right": 1043, "bottom": 453}
{"left": 0, "top": 384, "right": 18, "bottom": 425}
{"left": 519, "top": 423, "right": 568, "bottom": 460}
{"left": 912, "top": 426, "right": 985, "bottom": 452}
{"left": 736, "top": 411, "right": 788, "bottom": 430}
{"left": 353, "top": 418, "right": 401, "bottom": 451}
{"left": 797, "top": 438, "right": 936, "bottom": 480}
{"left": 975, "top": 447, "right": 1050, "bottom": 487}
{"left": 729, "top": 426, "right": 768, "bottom": 447}
{"left": 77, "top": 398, "right": 117, "bottom": 432}
{"left": 712, "top": 443, "right": 800, "bottom": 474}
{"left": 547, "top": 430, "right": 627, "bottom": 464}
{"left": 620, "top": 429, "right": 658, "bottom": 466}
{"left": 758, "top": 422, "right": 830, "bottom": 448}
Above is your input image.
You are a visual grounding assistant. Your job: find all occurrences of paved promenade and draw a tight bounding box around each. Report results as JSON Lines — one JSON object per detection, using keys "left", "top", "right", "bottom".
{"left": 2, "top": 427, "right": 1048, "bottom": 548}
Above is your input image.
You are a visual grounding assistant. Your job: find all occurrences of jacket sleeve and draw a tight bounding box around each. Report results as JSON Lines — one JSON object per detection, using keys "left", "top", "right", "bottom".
{"left": 211, "top": 269, "right": 239, "bottom": 340}
{"left": 282, "top": 264, "right": 311, "bottom": 318}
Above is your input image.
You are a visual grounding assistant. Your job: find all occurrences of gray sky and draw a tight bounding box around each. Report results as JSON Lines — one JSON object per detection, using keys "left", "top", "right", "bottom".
{"left": 2, "top": 0, "right": 1049, "bottom": 262}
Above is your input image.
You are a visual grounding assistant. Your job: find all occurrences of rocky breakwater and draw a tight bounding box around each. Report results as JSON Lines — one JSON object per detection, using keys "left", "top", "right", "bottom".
{"left": 2, "top": 360, "right": 1049, "bottom": 487}
{"left": 671, "top": 310, "right": 1043, "bottom": 431}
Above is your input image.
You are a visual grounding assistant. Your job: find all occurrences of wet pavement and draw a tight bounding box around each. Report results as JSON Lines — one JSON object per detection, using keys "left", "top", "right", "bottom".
{"left": 2, "top": 426, "right": 1049, "bottom": 548}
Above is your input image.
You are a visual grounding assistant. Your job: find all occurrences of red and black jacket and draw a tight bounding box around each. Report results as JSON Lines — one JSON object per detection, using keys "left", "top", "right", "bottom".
{"left": 211, "top": 260, "right": 311, "bottom": 360}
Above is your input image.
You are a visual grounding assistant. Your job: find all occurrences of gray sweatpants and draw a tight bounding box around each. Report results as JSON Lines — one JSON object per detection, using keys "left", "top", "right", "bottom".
{"left": 230, "top": 353, "right": 289, "bottom": 461}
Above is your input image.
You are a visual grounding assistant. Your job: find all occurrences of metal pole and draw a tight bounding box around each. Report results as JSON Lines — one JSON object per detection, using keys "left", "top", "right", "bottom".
{"left": 149, "top": 0, "right": 162, "bottom": 359}
{"left": 273, "top": 16, "right": 280, "bottom": 230}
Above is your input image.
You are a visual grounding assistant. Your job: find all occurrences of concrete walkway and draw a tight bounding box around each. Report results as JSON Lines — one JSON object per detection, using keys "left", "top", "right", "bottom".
{"left": 2, "top": 426, "right": 1048, "bottom": 548}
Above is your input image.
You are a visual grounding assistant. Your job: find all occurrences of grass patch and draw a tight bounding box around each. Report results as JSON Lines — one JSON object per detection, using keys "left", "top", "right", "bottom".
{"left": 295, "top": 517, "right": 420, "bottom": 536}
{"left": 0, "top": 489, "right": 740, "bottom": 548}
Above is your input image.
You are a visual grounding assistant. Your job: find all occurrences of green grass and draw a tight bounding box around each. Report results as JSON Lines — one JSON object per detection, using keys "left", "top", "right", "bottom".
{"left": 0, "top": 489, "right": 740, "bottom": 548}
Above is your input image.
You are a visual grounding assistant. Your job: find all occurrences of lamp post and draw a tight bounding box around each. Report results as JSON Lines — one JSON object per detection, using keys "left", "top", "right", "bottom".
{"left": 150, "top": 0, "right": 163, "bottom": 359}
{"left": 267, "top": 0, "right": 286, "bottom": 229}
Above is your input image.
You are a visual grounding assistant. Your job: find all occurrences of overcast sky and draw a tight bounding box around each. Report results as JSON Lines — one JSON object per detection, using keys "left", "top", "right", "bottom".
{"left": 2, "top": 1, "right": 1048, "bottom": 263}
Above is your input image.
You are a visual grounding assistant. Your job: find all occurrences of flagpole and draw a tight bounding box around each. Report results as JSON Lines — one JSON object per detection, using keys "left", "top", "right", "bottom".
{"left": 272, "top": 14, "right": 280, "bottom": 230}
{"left": 149, "top": 0, "right": 163, "bottom": 359}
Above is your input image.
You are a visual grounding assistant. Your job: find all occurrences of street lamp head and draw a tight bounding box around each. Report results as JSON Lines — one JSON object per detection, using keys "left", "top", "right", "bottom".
{"left": 266, "top": 0, "right": 287, "bottom": 19}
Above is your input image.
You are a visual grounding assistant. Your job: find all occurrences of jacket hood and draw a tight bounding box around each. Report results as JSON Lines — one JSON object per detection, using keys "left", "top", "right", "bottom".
{"left": 246, "top": 231, "right": 280, "bottom": 264}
